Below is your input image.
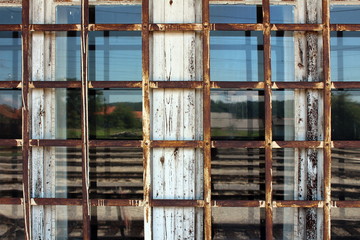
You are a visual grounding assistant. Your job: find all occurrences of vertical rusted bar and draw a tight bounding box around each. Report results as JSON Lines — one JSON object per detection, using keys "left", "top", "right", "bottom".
{"left": 322, "top": 0, "right": 331, "bottom": 238}
{"left": 142, "top": 0, "right": 152, "bottom": 238}
{"left": 202, "top": 0, "right": 211, "bottom": 239}
{"left": 81, "top": 0, "right": 91, "bottom": 238}
{"left": 262, "top": 0, "right": 273, "bottom": 239}
{"left": 22, "top": 0, "right": 31, "bottom": 239}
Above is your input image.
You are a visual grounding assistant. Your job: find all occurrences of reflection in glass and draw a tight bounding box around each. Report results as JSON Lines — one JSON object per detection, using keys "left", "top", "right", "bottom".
{"left": 271, "top": 32, "right": 294, "bottom": 82}
{"left": 332, "top": 90, "right": 360, "bottom": 140}
{"left": 0, "top": 7, "right": 21, "bottom": 24}
{"left": 210, "top": 5, "right": 260, "bottom": 23}
{"left": 56, "top": 6, "right": 81, "bottom": 24}
{"left": 0, "top": 90, "right": 21, "bottom": 138}
{"left": 0, "top": 32, "right": 21, "bottom": 81}
{"left": 332, "top": 148, "right": 360, "bottom": 200}
{"left": 272, "top": 90, "right": 295, "bottom": 141}
{"left": 90, "top": 5, "right": 141, "bottom": 24}
{"left": 89, "top": 32, "right": 142, "bottom": 81}
{"left": 331, "top": 6, "right": 360, "bottom": 24}
{"left": 55, "top": 89, "right": 81, "bottom": 139}
{"left": 211, "top": 148, "right": 265, "bottom": 200}
{"left": 0, "top": 205, "right": 24, "bottom": 239}
{"left": 89, "top": 148, "right": 143, "bottom": 199}
{"left": 211, "top": 90, "right": 265, "bottom": 140}
{"left": 273, "top": 148, "right": 295, "bottom": 200}
{"left": 89, "top": 89, "right": 142, "bottom": 140}
{"left": 210, "top": 31, "right": 263, "bottom": 82}
{"left": 0, "top": 147, "right": 22, "bottom": 198}
{"left": 91, "top": 206, "right": 144, "bottom": 238}
{"left": 331, "top": 32, "right": 360, "bottom": 82}
{"left": 212, "top": 207, "right": 264, "bottom": 239}
{"left": 270, "top": 5, "right": 294, "bottom": 24}
{"left": 55, "top": 206, "right": 83, "bottom": 239}
{"left": 332, "top": 208, "right": 360, "bottom": 239}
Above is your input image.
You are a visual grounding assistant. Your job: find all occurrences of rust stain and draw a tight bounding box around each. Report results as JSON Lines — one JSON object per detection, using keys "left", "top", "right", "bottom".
{"left": 160, "top": 156, "right": 165, "bottom": 165}
{"left": 169, "top": 0, "right": 173, "bottom": 5}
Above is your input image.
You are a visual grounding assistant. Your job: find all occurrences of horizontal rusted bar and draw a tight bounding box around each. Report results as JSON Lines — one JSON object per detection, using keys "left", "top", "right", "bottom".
{"left": 30, "top": 81, "right": 81, "bottom": 88}
{"left": 89, "top": 140, "right": 142, "bottom": 148}
{"left": 273, "top": 141, "right": 323, "bottom": 148}
{"left": 90, "top": 199, "right": 143, "bottom": 207}
{"left": 0, "top": 24, "right": 21, "bottom": 31}
{"left": 30, "top": 24, "right": 81, "bottom": 31}
{"left": 89, "top": 81, "right": 142, "bottom": 89}
{"left": 152, "top": 200, "right": 205, "bottom": 207}
{"left": 330, "top": 24, "right": 360, "bottom": 32}
{"left": 332, "top": 141, "right": 360, "bottom": 148}
{"left": 0, "top": 198, "right": 22, "bottom": 205}
{"left": 211, "top": 81, "right": 265, "bottom": 89}
{"left": 212, "top": 200, "right": 264, "bottom": 208}
{"left": 31, "top": 198, "right": 82, "bottom": 206}
{"left": 149, "top": 24, "right": 203, "bottom": 31}
{"left": 211, "top": 23, "right": 263, "bottom": 31}
{"left": 150, "top": 81, "right": 203, "bottom": 89}
{"left": 271, "top": 24, "right": 323, "bottom": 31}
{"left": 332, "top": 82, "right": 360, "bottom": 89}
{"left": 0, "top": 139, "right": 22, "bottom": 146}
{"left": 212, "top": 141, "right": 265, "bottom": 148}
{"left": 150, "top": 140, "right": 204, "bottom": 148}
{"left": 0, "top": 81, "right": 21, "bottom": 88}
{"left": 89, "top": 24, "right": 142, "bottom": 31}
{"left": 333, "top": 201, "right": 360, "bottom": 208}
{"left": 274, "top": 201, "right": 324, "bottom": 208}
{"left": 30, "top": 139, "right": 82, "bottom": 147}
{"left": 272, "top": 82, "right": 324, "bottom": 89}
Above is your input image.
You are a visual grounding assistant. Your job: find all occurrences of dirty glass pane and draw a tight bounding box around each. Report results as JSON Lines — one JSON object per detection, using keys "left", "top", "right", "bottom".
{"left": 211, "top": 90, "right": 265, "bottom": 140}
{"left": 0, "top": 90, "right": 21, "bottom": 139}
{"left": 270, "top": 5, "right": 294, "bottom": 23}
{"left": 0, "top": 205, "right": 24, "bottom": 239}
{"left": 89, "top": 89, "right": 142, "bottom": 140}
{"left": 56, "top": 5, "right": 81, "bottom": 24}
{"left": 332, "top": 90, "right": 360, "bottom": 140}
{"left": 89, "top": 32, "right": 142, "bottom": 81}
{"left": 91, "top": 206, "right": 144, "bottom": 238}
{"left": 332, "top": 148, "right": 360, "bottom": 200}
{"left": 271, "top": 31, "right": 295, "bottom": 82}
{"left": 90, "top": 5, "right": 141, "bottom": 24}
{"left": 332, "top": 208, "right": 360, "bottom": 240}
{"left": 272, "top": 90, "right": 294, "bottom": 141}
{"left": 331, "top": 6, "right": 360, "bottom": 24}
{"left": 0, "top": 32, "right": 21, "bottom": 81}
{"left": 331, "top": 32, "right": 360, "bottom": 82}
{"left": 55, "top": 205, "right": 83, "bottom": 239}
{"left": 210, "top": 31, "right": 264, "bottom": 82}
{"left": 210, "top": 5, "right": 260, "bottom": 23}
{"left": 212, "top": 207, "right": 264, "bottom": 239}
{"left": 0, "top": 7, "right": 21, "bottom": 24}
{"left": 0, "top": 147, "right": 22, "bottom": 198}
{"left": 212, "top": 148, "right": 265, "bottom": 200}
{"left": 89, "top": 147, "right": 143, "bottom": 199}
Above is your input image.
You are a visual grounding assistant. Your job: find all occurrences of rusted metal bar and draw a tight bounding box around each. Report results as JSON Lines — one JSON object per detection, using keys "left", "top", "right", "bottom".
{"left": 211, "top": 140, "right": 265, "bottom": 148}
{"left": 323, "top": 0, "right": 331, "bottom": 238}
{"left": 273, "top": 141, "right": 323, "bottom": 148}
{"left": 211, "top": 23, "right": 263, "bottom": 31}
{"left": 0, "top": 198, "right": 22, "bottom": 205}
{"left": 331, "top": 82, "right": 360, "bottom": 89}
{"left": 150, "top": 140, "right": 203, "bottom": 148}
{"left": 152, "top": 200, "right": 205, "bottom": 207}
{"left": 212, "top": 200, "right": 263, "bottom": 208}
{"left": 274, "top": 201, "right": 323, "bottom": 208}
{"left": 30, "top": 81, "right": 81, "bottom": 88}
{"left": 271, "top": 24, "right": 323, "bottom": 31}
{"left": 211, "top": 81, "right": 265, "bottom": 89}
{"left": 0, "top": 139, "right": 22, "bottom": 146}
{"left": 89, "top": 81, "right": 142, "bottom": 88}
{"left": 333, "top": 201, "right": 360, "bottom": 208}
{"left": 31, "top": 198, "right": 82, "bottom": 206}
{"left": 30, "top": 139, "right": 82, "bottom": 147}
{"left": 150, "top": 81, "right": 203, "bottom": 89}
{"left": 21, "top": 0, "right": 31, "bottom": 239}
{"left": 0, "top": 81, "right": 21, "bottom": 88}
{"left": 0, "top": 24, "right": 21, "bottom": 31}
{"left": 89, "top": 140, "right": 142, "bottom": 147}
{"left": 149, "top": 23, "right": 203, "bottom": 31}
{"left": 89, "top": 24, "right": 142, "bottom": 31}
{"left": 90, "top": 199, "right": 143, "bottom": 207}
{"left": 333, "top": 141, "right": 360, "bottom": 148}
{"left": 330, "top": 24, "right": 360, "bottom": 31}
{"left": 272, "top": 82, "right": 324, "bottom": 89}
{"left": 30, "top": 24, "right": 81, "bottom": 31}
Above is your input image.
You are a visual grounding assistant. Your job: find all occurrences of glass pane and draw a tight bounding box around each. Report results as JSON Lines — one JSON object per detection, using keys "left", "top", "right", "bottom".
{"left": 91, "top": 206, "right": 144, "bottom": 238}
{"left": 56, "top": 32, "right": 81, "bottom": 81}
{"left": 211, "top": 90, "right": 265, "bottom": 140}
{"left": 273, "top": 90, "right": 294, "bottom": 141}
{"left": 89, "top": 89, "right": 142, "bottom": 140}
{"left": 273, "top": 148, "right": 295, "bottom": 200}
{"left": 332, "top": 90, "right": 360, "bottom": 140}
{"left": 0, "top": 205, "right": 24, "bottom": 238}
{"left": 0, "top": 147, "right": 22, "bottom": 198}
{"left": 89, "top": 32, "right": 142, "bottom": 81}
{"left": 331, "top": 6, "right": 360, "bottom": 24}
{"left": 212, "top": 207, "right": 265, "bottom": 239}
{"left": 0, "top": 32, "right": 21, "bottom": 81}
{"left": 0, "top": 90, "right": 21, "bottom": 139}
{"left": 55, "top": 205, "right": 83, "bottom": 239}
{"left": 210, "top": 31, "right": 264, "bottom": 82}
{"left": 332, "top": 208, "right": 360, "bottom": 239}
{"left": 89, "top": 147, "right": 143, "bottom": 199}
{"left": 270, "top": 5, "right": 294, "bottom": 24}
{"left": 332, "top": 148, "right": 360, "bottom": 200}
{"left": 0, "top": 7, "right": 21, "bottom": 24}
{"left": 90, "top": 5, "right": 141, "bottom": 24}
{"left": 211, "top": 148, "right": 265, "bottom": 200}
{"left": 210, "top": 5, "right": 261, "bottom": 23}
{"left": 56, "top": 6, "right": 81, "bottom": 24}
{"left": 271, "top": 32, "right": 295, "bottom": 82}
